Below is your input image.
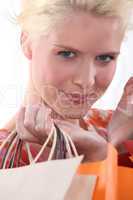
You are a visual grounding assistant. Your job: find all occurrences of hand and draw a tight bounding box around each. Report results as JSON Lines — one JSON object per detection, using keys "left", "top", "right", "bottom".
{"left": 108, "top": 77, "right": 133, "bottom": 147}
{"left": 55, "top": 120, "right": 107, "bottom": 162}
{"left": 16, "top": 103, "right": 53, "bottom": 145}
{"left": 16, "top": 103, "right": 107, "bottom": 162}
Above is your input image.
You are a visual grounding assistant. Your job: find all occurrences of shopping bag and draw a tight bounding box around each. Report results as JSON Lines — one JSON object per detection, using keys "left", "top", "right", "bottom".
{"left": 0, "top": 155, "right": 83, "bottom": 200}
{"left": 0, "top": 123, "right": 97, "bottom": 200}
{"left": 118, "top": 166, "right": 133, "bottom": 200}
{"left": 78, "top": 143, "right": 133, "bottom": 200}
{"left": 64, "top": 174, "right": 97, "bottom": 200}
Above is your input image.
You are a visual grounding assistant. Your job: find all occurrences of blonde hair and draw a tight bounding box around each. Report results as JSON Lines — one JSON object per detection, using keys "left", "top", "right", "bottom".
{"left": 17, "top": 0, "right": 133, "bottom": 38}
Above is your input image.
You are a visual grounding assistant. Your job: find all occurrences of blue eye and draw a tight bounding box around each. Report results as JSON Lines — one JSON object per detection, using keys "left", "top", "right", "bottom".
{"left": 57, "top": 51, "right": 76, "bottom": 59}
{"left": 96, "top": 55, "right": 115, "bottom": 63}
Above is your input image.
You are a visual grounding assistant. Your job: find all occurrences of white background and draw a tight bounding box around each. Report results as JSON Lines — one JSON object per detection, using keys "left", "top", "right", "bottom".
{"left": 0, "top": 0, "right": 133, "bottom": 127}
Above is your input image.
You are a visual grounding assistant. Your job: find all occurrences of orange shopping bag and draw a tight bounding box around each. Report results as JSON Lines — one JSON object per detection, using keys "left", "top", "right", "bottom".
{"left": 78, "top": 143, "right": 133, "bottom": 200}
{"left": 118, "top": 166, "right": 133, "bottom": 200}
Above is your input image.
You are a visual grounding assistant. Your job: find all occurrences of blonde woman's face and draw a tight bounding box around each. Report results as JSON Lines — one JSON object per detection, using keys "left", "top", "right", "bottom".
{"left": 25, "top": 12, "right": 124, "bottom": 119}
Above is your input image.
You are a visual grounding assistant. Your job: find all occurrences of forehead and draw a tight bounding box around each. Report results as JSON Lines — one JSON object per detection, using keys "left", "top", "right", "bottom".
{"left": 45, "top": 12, "right": 124, "bottom": 53}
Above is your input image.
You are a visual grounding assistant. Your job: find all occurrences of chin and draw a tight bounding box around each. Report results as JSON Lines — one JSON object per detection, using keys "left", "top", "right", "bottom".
{"left": 51, "top": 105, "right": 89, "bottom": 120}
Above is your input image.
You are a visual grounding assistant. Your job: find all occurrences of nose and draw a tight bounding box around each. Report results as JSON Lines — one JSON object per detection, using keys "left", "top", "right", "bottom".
{"left": 72, "top": 62, "right": 96, "bottom": 89}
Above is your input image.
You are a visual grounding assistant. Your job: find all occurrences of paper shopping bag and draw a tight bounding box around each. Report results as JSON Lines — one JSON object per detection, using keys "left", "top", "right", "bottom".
{"left": 0, "top": 156, "right": 83, "bottom": 200}
{"left": 0, "top": 124, "right": 85, "bottom": 200}
{"left": 78, "top": 143, "right": 133, "bottom": 200}
{"left": 78, "top": 143, "right": 117, "bottom": 200}
{"left": 64, "top": 174, "right": 97, "bottom": 200}
{"left": 117, "top": 166, "right": 133, "bottom": 200}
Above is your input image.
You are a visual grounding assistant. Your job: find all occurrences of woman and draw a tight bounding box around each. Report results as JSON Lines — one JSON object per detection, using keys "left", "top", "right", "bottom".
{"left": 0, "top": 0, "right": 133, "bottom": 166}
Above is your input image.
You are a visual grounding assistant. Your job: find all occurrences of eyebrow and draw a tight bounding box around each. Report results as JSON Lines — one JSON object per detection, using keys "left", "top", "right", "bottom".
{"left": 54, "top": 44, "right": 81, "bottom": 53}
{"left": 54, "top": 44, "right": 120, "bottom": 56}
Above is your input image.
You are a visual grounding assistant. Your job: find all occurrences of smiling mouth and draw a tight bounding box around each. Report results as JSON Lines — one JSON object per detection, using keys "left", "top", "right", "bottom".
{"left": 58, "top": 90, "right": 99, "bottom": 105}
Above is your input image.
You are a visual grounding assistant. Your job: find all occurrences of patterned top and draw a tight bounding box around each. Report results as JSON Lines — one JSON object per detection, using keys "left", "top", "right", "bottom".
{"left": 0, "top": 109, "right": 132, "bottom": 168}
{"left": 84, "top": 109, "right": 133, "bottom": 167}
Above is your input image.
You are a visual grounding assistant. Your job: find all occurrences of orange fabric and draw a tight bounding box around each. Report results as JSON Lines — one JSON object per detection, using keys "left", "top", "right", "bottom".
{"left": 85, "top": 109, "right": 113, "bottom": 128}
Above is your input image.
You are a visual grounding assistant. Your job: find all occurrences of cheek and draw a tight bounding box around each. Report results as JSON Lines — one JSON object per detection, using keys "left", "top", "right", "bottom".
{"left": 96, "top": 65, "right": 116, "bottom": 88}
{"left": 32, "top": 55, "right": 73, "bottom": 89}
{"left": 31, "top": 43, "right": 77, "bottom": 89}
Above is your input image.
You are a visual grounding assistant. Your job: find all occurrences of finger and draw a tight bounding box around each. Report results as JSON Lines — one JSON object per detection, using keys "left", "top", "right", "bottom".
{"left": 24, "top": 104, "right": 40, "bottom": 136}
{"left": 54, "top": 120, "right": 79, "bottom": 131}
{"left": 54, "top": 120, "right": 81, "bottom": 141}
{"left": 16, "top": 107, "right": 40, "bottom": 143}
{"left": 125, "top": 77, "right": 133, "bottom": 88}
{"left": 123, "top": 77, "right": 133, "bottom": 96}
{"left": 35, "top": 105, "right": 53, "bottom": 138}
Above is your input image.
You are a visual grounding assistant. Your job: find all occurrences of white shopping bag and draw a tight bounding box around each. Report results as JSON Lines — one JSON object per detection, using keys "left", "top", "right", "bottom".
{"left": 0, "top": 156, "right": 83, "bottom": 200}
{"left": 65, "top": 174, "right": 97, "bottom": 200}
{"left": 0, "top": 125, "right": 97, "bottom": 200}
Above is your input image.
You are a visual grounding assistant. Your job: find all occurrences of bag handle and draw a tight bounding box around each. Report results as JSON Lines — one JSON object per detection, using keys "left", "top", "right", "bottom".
{"left": 0, "top": 123, "right": 79, "bottom": 168}
{"left": 29, "top": 123, "right": 78, "bottom": 164}
{"left": 0, "top": 130, "right": 18, "bottom": 169}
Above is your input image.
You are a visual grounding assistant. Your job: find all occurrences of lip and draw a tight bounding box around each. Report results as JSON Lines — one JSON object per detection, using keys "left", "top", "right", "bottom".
{"left": 59, "top": 90, "right": 90, "bottom": 104}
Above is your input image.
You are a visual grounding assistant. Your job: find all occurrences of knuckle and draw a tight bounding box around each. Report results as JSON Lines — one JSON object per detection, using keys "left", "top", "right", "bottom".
{"left": 24, "top": 120, "right": 34, "bottom": 130}
{"left": 35, "top": 125, "right": 45, "bottom": 133}
{"left": 35, "top": 124, "right": 52, "bottom": 135}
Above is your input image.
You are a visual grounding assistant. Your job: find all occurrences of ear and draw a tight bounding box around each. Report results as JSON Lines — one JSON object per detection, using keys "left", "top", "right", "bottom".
{"left": 20, "top": 32, "right": 32, "bottom": 60}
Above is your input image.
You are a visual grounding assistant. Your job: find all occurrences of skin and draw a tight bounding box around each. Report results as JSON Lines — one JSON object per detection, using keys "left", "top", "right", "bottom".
{"left": 5, "top": 11, "right": 128, "bottom": 161}
{"left": 24, "top": 12, "right": 123, "bottom": 119}
{"left": 108, "top": 77, "right": 133, "bottom": 148}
